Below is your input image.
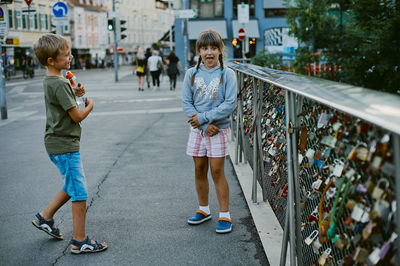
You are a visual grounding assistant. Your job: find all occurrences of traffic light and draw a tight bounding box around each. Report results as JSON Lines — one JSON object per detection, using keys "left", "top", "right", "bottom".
{"left": 232, "top": 38, "right": 237, "bottom": 46}
{"left": 107, "top": 19, "right": 114, "bottom": 31}
{"left": 117, "top": 19, "right": 127, "bottom": 41}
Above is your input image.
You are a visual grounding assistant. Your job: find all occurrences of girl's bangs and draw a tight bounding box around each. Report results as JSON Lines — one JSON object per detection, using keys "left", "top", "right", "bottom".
{"left": 197, "top": 31, "right": 223, "bottom": 49}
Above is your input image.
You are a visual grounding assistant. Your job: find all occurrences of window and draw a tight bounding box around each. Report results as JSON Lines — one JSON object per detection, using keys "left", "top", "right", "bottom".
{"left": 8, "top": 9, "right": 13, "bottom": 28}
{"left": 22, "top": 14, "right": 28, "bottom": 29}
{"left": 190, "top": 0, "right": 224, "bottom": 18}
{"left": 40, "top": 14, "right": 46, "bottom": 30}
{"left": 16, "top": 11, "right": 22, "bottom": 29}
{"left": 264, "top": 8, "right": 288, "bottom": 17}
{"left": 233, "top": 0, "right": 255, "bottom": 17}
{"left": 29, "top": 14, "right": 37, "bottom": 30}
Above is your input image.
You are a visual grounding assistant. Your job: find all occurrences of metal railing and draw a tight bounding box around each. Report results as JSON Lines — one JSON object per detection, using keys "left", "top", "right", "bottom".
{"left": 228, "top": 62, "right": 400, "bottom": 265}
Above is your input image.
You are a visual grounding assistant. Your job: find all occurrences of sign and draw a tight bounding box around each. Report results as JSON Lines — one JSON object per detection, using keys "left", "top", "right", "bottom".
{"left": 52, "top": 17, "right": 68, "bottom": 26}
{"left": 52, "top": 2, "right": 68, "bottom": 18}
{"left": 24, "top": 0, "right": 32, "bottom": 6}
{"left": 0, "top": 5, "right": 8, "bottom": 37}
{"left": 108, "top": 11, "right": 121, "bottom": 18}
{"left": 238, "top": 28, "right": 245, "bottom": 41}
{"left": 174, "top": 9, "right": 196, "bottom": 19}
{"left": 238, "top": 4, "right": 249, "bottom": 24}
{"left": 22, "top": 7, "right": 36, "bottom": 15}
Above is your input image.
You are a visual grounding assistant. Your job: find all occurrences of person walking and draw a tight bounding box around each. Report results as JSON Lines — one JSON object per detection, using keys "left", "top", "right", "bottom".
{"left": 147, "top": 50, "right": 163, "bottom": 90}
{"left": 32, "top": 33, "right": 107, "bottom": 254}
{"left": 166, "top": 51, "right": 183, "bottom": 91}
{"left": 181, "top": 29, "right": 237, "bottom": 233}
{"left": 135, "top": 49, "right": 146, "bottom": 91}
{"left": 144, "top": 48, "right": 152, "bottom": 89}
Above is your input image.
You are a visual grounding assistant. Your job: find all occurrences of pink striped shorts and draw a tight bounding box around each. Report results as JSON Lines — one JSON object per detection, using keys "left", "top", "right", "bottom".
{"left": 186, "top": 127, "right": 230, "bottom": 158}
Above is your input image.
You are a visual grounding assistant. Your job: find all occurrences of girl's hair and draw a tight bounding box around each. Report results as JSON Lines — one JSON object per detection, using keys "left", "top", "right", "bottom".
{"left": 137, "top": 50, "right": 145, "bottom": 60}
{"left": 190, "top": 29, "right": 225, "bottom": 86}
{"left": 34, "top": 33, "right": 69, "bottom": 66}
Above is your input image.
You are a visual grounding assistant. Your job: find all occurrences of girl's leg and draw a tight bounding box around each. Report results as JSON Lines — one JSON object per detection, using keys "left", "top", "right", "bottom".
{"left": 209, "top": 157, "right": 229, "bottom": 212}
{"left": 172, "top": 74, "right": 177, "bottom": 89}
{"left": 193, "top": 156, "right": 209, "bottom": 206}
{"left": 151, "top": 71, "right": 156, "bottom": 87}
{"left": 156, "top": 71, "right": 160, "bottom": 88}
{"left": 139, "top": 76, "right": 144, "bottom": 89}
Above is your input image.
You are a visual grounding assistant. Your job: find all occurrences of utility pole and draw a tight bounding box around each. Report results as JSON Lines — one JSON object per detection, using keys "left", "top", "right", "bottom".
{"left": 0, "top": 37, "right": 7, "bottom": 119}
{"left": 113, "top": 0, "right": 118, "bottom": 82}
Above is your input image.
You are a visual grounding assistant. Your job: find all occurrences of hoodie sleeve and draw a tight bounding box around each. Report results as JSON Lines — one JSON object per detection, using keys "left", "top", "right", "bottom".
{"left": 198, "top": 69, "right": 237, "bottom": 127}
{"left": 181, "top": 68, "right": 199, "bottom": 118}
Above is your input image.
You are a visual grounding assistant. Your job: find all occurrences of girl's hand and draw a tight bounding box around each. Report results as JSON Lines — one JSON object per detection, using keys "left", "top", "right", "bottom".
{"left": 206, "top": 124, "right": 219, "bottom": 136}
{"left": 75, "top": 83, "right": 85, "bottom": 97}
{"left": 188, "top": 114, "right": 200, "bottom": 128}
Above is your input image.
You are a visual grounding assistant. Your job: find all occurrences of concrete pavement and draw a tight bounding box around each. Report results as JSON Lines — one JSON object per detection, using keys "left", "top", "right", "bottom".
{"left": 0, "top": 67, "right": 274, "bottom": 266}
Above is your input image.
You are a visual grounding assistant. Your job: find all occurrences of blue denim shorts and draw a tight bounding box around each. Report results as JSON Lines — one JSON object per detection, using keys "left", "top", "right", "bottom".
{"left": 49, "top": 152, "right": 88, "bottom": 202}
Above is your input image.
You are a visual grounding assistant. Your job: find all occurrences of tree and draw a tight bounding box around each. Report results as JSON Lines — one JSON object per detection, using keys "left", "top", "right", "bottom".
{"left": 250, "top": 49, "right": 285, "bottom": 70}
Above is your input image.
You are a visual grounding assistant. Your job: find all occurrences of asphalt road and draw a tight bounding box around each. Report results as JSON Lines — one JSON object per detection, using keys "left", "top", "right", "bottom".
{"left": 0, "top": 67, "right": 269, "bottom": 266}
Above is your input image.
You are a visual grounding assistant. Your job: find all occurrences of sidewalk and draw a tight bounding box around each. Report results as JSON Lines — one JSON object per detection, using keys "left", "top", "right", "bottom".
{"left": 0, "top": 69, "right": 272, "bottom": 265}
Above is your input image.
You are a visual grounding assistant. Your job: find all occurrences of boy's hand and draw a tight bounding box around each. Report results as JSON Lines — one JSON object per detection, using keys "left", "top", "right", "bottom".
{"left": 206, "top": 124, "right": 219, "bottom": 136}
{"left": 188, "top": 114, "right": 200, "bottom": 128}
{"left": 75, "top": 83, "right": 85, "bottom": 97}
{"left": 85, "top": 97, "right": 94, "bottom": 107}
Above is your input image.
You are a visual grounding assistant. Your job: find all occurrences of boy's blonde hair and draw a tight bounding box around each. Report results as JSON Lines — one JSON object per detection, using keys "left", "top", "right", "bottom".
{"left": 190, "top": 29, "right": 225, "bottom": 86}
{"left": 34, "top": 33, "right": 69, "bottom": 66}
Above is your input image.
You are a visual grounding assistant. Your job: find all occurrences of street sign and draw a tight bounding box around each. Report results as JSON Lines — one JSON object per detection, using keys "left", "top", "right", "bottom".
{"left": 0, "top": 5, "right": 8, "bottom": 37}
{"left": 108, "top": 11, "right": 121, "bottom": 18}
{"left": 238, "top": 28, "right": 245, "bottom": 41}
{"left": 52, "top": 17, "right": 68, "bottom": 26}
{"left": 52, "top": 2, "right": 68, "bottom": 18}
{"left": 22, "top": 7, "right": 36, "bottom": 15}
{"left": 24, "top": 0, "right": 32, "bottom": 6}
{"left": 238, "top": 4, "right": 249, "bottom": 24}
{"left": 174, "top": 9, "right": 196, "bottom": 19}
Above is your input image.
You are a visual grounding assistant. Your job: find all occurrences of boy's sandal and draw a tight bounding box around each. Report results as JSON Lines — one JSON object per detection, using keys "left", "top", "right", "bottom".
{"left": 32, "top": 213, "right": 63, "bottom": 240}
{"left": 70, "top": 236, "right": 107, "bottom": 254}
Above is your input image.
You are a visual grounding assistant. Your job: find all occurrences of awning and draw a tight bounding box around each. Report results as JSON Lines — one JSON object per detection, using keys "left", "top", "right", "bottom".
{"left": 232, "top": 20, "right": 260, "bottom": 38}
{"left": 159, "top": 25, "right": 175, "bottom": 42}
{"left": 188, "top": 20, "right": 227, "bottom": 40}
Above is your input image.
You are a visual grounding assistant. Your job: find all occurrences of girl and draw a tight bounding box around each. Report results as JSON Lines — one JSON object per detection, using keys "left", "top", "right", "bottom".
{"left": 135, "top": 49, "right": 146, "bottom": 91}
{"left": 181, "top": 29, "right": 237, "bottom": 233}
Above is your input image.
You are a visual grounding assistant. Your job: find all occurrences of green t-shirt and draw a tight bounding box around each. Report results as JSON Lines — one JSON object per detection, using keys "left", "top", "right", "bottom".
{"left": 43, "top": 75, "right": 81, "bottom": 154}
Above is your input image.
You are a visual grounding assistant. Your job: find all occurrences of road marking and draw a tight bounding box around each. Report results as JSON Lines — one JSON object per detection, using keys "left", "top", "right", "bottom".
{"left": 98, "top": 97, "right": 179, "bottom": 104}
{"left": 0, "top": 111, "right": 38, "bottom": 127}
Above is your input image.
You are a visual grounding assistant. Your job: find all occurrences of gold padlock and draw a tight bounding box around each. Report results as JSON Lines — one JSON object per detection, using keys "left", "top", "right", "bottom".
{"left": 371, "top": 178, "right": 389, "bottom": 200}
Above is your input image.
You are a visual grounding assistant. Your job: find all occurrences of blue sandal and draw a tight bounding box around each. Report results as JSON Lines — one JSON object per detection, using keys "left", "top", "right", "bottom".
{"left": 70, "top": 236, "right": 108, "bottom": 254}
{"left": 32, "top": 213, "right": 63, "bottom": 240}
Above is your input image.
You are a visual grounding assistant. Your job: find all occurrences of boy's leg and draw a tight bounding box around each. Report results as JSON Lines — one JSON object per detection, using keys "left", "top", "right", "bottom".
{"left": 41, "top": 189, "right": 70, "bottom": 220}
{"left": 209, "top": 157, "right": 229, "bottom": 212}
{"left": 193, "top": 156, "right": 209, "bottom": 206}
{"left": 72, "top": 200, "right": 86, "bottom": 241}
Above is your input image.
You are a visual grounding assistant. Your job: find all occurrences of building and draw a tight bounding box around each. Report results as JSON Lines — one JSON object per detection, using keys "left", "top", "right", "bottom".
{"left": 174, "top": 0, "right": 298, "bottom": 69}
{"left": 3, "top": 0, "right": 55, "bottom": 71}
{"left": 67, "top": 0, "right": 108, "bottom": 69}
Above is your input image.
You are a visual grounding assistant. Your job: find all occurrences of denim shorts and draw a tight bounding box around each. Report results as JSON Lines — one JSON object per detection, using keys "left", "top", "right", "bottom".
{"left": 49, "top": 152, "right": 88, "bottom": 202}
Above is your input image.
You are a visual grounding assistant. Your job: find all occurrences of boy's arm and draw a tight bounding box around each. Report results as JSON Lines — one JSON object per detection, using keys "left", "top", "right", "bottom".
{"left": 68, "top": 97, "right": 94, "bottom": 123}
{"left": 196, "top": 69, "right": 237, "bottom": 125}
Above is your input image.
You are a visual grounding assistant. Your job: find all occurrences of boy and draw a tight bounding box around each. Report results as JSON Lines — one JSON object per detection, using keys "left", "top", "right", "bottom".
{"left": 32, "top": 33, "right": 107, "bottom": 254}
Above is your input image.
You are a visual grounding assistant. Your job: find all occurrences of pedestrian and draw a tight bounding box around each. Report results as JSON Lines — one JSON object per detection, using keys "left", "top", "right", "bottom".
{"left": 166, "top": 50, "right": 183, "bottom": 90}
{"left": 181, "top": 29, "right": 237, "bottom": 233}
{"left": 147, "top": 50, "right": 163, "bottom": 90}
{"left": 135, "top": 49, "right": 146, "bottom": 91}
{"left": 145, "top": 48, "right": 152, "bottom": 89}
{"left": 32, "top": 33, "right": 107, "bottom": 254}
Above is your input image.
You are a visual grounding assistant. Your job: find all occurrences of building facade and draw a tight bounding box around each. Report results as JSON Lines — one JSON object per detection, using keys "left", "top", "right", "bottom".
{"left": 174, "top": 0, "right": 297, "bottom": 69}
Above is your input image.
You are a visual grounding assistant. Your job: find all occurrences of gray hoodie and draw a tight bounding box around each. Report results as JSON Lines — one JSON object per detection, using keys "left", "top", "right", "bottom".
{"left": 182, "top": 64, "right": 237, "bottom": 131}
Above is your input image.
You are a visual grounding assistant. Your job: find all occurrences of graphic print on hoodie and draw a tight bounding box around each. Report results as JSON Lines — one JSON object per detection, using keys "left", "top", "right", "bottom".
{"left": 194, "top": 76, "right": 219, "bottom": 100}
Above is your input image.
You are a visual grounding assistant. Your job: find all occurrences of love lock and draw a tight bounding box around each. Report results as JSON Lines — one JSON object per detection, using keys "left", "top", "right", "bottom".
{"left": 371, "top": 178, "right": 389, "bottom": 200}
{"left": 317, "top": 248, "right": 332, "bottom": 266}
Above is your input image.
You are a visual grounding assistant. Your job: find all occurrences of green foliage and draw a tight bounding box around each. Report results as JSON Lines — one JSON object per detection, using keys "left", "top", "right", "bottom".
{"left": 284, "top": 0, "right": 400, "bottom": 94}
{"left": 250, "top": 49, "right": 285, "bottom": 70}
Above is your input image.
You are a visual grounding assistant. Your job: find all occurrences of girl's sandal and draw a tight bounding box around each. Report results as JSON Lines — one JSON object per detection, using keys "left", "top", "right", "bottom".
{"left": 32, "top": 213, "right": 63, "bottom": 240}
{"left": 70, "top": 236, "right": 108, "bottom": 254}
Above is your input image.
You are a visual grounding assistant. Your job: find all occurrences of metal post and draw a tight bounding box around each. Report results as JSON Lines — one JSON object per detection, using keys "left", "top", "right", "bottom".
{"left": 234, "top": 72, "right": 241, "bottom": 164}
{"left": 168, "top": 0, "right": 173, "bottom": 52}
{"left": 289, "top": 92, "right": 302, "bottom": 266}
{"left": 113, "top": 0, "right": 119, "bottom": 82}
{"left": 285, "top": 90, "right": 296, "bottom": 266}
{"left": 256, "top": 82, "right": 266, "bottom": 201}
{"left": 393, "top": 134, "right": 400, "bottom": 264}
{"left": 184, "top": 18, "right": 188, "bottom": 71}
{"left": 252, "top": 77, "right": 258, "bottom": 203}
{"left": 280, "top": 206, "right": 290, "bottom": 266}
{"left": 239, "top": 96, "right": 247, "bottom": 164}
{"left": 0, "top": 39, "right": 7, "bottom": 120}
